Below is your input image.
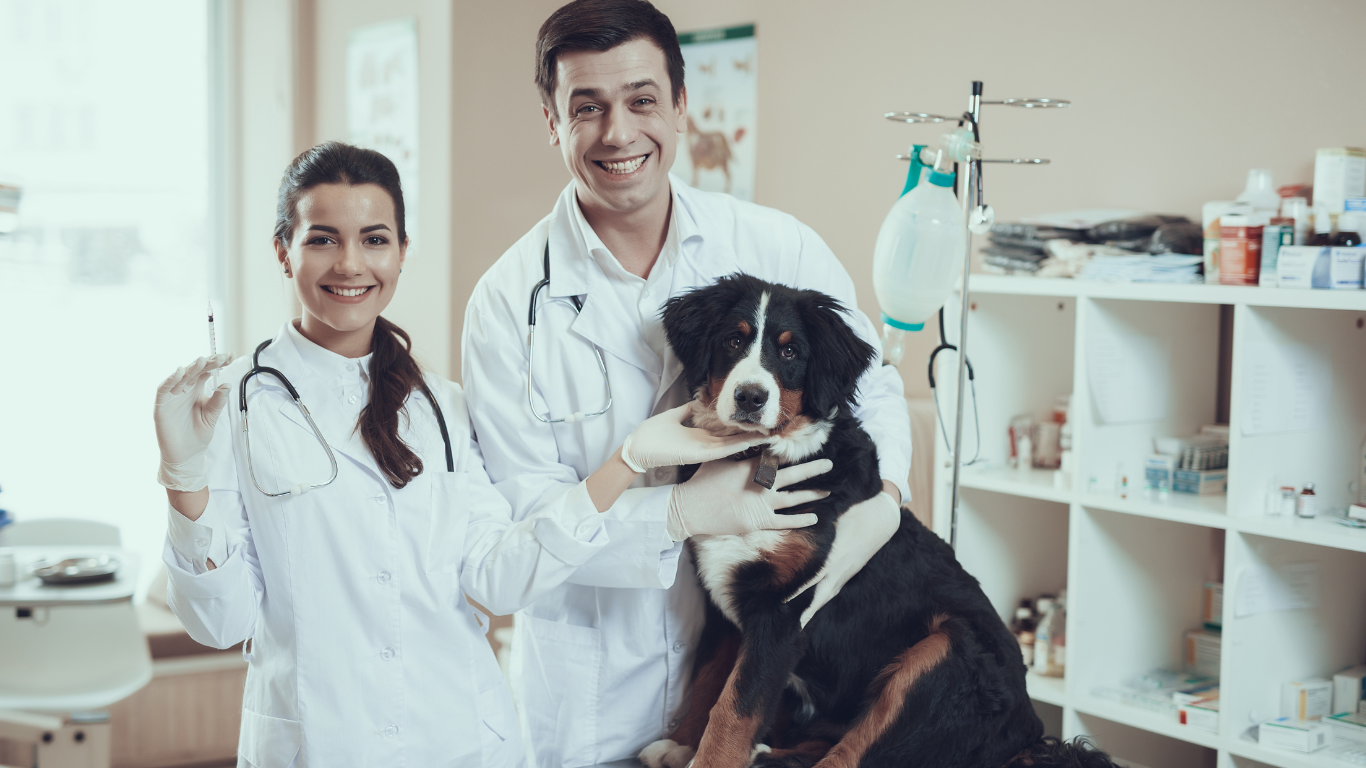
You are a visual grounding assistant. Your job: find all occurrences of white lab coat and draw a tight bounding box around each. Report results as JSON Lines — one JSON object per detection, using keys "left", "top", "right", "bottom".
{"left": 163, "top": 321, "right": 610, "bottom": 768}
{"left": 461, "top": 177, "right": 913, "bottom": 768}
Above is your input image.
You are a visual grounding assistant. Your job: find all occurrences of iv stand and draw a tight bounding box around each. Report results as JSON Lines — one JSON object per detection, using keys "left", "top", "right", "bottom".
{"left": 885, "top": 82, "right": 1070, "bottom": 551}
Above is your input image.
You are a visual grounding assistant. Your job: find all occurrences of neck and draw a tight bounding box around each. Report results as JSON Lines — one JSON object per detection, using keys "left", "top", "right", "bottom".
{"left": 577, "top": 184, "right": 672, "bottom": 279}
{"left": 297, "top": 315, "right": 374, "bottom": 359}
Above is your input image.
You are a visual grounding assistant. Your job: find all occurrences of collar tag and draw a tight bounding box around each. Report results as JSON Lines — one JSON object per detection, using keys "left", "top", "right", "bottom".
{"left": 752, "top": 445, "right": 780, "bottom": 489}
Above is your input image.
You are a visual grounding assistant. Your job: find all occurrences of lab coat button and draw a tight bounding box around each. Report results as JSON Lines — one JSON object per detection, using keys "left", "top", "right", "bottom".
{"left": 377, "top": 570, "right": 391, "bottom": 584}
{"left": 668, "top": 719, "right": 679, "bottom": 730}
{"left": 672, "top": 641, "right": 685, "bottom": 653}
{"left": 381, "top": 647, "right": 395, "bottom": 660}
{"left": 374, "top": 495, "right": 386, "bottom": 505}
{"left": 384, "top": 724, "right": 398, "bottom": 738}
{"left": 346, "top": 363, "right": 356, "bottom": 372}
{"left": 348, "top": 395, "right": 357, "bottom": 404}
{"left": 195, "top": 538, "right": 207, "bottom": 548}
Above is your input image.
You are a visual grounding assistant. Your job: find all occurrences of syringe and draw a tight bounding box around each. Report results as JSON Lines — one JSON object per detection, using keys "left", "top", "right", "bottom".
{"left": 208, "top": 302, "right": 219, "bottom": 385}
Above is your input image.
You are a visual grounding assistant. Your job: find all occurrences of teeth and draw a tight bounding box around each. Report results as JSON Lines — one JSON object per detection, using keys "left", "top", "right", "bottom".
{"left": 601, "top": 155, "right": 646, "bottom": 174}
{"left": 327, "top": 286, "right": 370, "bottom": 297}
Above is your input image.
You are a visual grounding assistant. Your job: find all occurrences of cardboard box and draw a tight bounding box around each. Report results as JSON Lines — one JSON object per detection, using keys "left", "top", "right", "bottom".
{"left": 1283, "top": 679, "right": 1333, "bottom": 721}
{"left": 1259, "top": 718, "right": 1330, "bottom": 752}
{"left": 1328, "top": 711, "right": 1366, "bottom": 746}
{"left": 1178, "top": 697, "right": 1219, "bottom": 733}
{"left": 1331, "top": 247, "right": 1366, "bottom": 289}
{"left": 1277, "top": 246, "right": 1326, "bottom": 288}
{"left": 1174, "top": 682, "right": 1220, "bottom": 707}
{"left": 1173, "top": 469, "right": 1227, "bottom": 496}
{"left": 1184, "top": 629, "right": 1221, "bottom": 677}
{"left": 1336, "top": 667, "right": 1366, "bottom": 716}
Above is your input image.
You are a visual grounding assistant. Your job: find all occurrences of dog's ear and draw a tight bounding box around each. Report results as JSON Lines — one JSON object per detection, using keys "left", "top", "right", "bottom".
{"left": 798, "top": 289, "right": 877, "bottom": 416}
{"left": 662, "top": 284, "right": 724, "bottom": 386}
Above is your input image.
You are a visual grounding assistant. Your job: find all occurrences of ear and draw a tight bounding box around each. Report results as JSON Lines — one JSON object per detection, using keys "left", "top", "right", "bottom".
{"left": 675, "top": 86, "right": 688, "bottom": 134}
{"left": 274, "top": 237, "right": 292, "bottom": 278}
{"left": 543, "top": 105, "right": 560, "bottom": 147}
{"left": 798, "top": 290, "right": 877, "bottom": 416}
{"left": 661, "top": 284, "right": 722, "bottom": 387}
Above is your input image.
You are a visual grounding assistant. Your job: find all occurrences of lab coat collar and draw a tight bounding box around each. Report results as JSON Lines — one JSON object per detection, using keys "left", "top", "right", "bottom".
{"left": 251, "top": 322, "right": 384, "bottom": 481}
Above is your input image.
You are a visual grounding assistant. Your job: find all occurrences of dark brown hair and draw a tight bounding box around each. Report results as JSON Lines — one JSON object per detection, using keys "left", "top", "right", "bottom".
{"left": 535, "top": 0, "right": 685, "bottom": 121}
{"left": 274, "top": 141, "right": 428, "bottom": 489}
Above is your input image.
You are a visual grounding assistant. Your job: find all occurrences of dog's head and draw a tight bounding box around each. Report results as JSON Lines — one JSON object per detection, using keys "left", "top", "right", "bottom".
{"left": 662, "top": 273, "right": 876, "bottom": 436}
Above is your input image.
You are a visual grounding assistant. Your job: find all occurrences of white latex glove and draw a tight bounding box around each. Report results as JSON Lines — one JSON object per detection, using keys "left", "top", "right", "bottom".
{"left": 154, "top": 354, "right": 233, "bottom": 491}
{"left": 665, "top": 457, "right": 833, "bottom": 540}
{"left": 786, "top": 491, "right": 900, "bottom": 628}
{"left": 621, "top": 404, "right": 766, "bottom": 472}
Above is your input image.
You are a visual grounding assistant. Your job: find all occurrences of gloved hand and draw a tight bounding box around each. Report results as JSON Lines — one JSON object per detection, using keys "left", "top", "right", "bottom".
{"left": 786, "top": 491, "right": 900, "bottom": 628}
{"left": 621, "top": 403, "right": 765, "bottom": 473}
{"left": 154, "top": 355, "right": 233, "bottom": 492}
{"left": 665, "top": 457, "right": 833, "bottom": 540}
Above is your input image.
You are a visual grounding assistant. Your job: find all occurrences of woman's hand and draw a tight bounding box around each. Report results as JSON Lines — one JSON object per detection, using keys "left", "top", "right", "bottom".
{"left": 620, "top": 404, "right": 764, "bottom": 472}
{"left": 665, "top": 457, "right": 832, "bottom": 540}
{"left": 154, "top": 354, "right": 233, "bottom": 492}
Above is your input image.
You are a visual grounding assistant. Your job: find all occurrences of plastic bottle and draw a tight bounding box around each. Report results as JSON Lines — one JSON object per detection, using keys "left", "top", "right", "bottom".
{"left": 873, "top": 169, "right": 966, "bottom": 333}
{"left": 1282, "top": 197, "right": 1311, "bottom": 245}
{"left": 1033, "top": 593, "right": 1066, "bottom": 677}
{"left": 1308, "top": 204, "right": 1335, "bottom": 246}
{"left": 1236, "top": 169, "right": 1281, "bottom": 216}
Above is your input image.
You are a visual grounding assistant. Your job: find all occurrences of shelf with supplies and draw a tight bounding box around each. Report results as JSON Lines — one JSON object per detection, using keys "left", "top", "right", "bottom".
{"left": 931, "top": 281, "right": 1366, "bottom": 768}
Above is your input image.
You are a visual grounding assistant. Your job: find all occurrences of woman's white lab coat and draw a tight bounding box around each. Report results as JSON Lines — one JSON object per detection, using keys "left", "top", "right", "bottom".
{"left": 163, "top": 321, "right": 609, "bottom": 768}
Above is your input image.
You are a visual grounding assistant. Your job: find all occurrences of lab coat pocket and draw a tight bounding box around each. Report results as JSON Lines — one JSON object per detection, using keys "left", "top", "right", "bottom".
{"left": 425, "top": 471, "right": 470, "bottom": 575}
{"left": 515, "top": 613, "right": 601, "bottom": 768}
{"left": 238, "top": 707, "right": 302, "bottom": 768}
{"left": 477, "top": 684, "right": 522, "bottom": 765}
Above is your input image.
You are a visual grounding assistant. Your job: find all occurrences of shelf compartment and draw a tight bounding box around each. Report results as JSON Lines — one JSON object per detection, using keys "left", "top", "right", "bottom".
{"left": 1079, "top": 491, "right": 1229, "bottom": 529}
{"left": 1026, "top": 671, "right": 1066, "bottom": 707}
{"left": 1225, "top": 735, "right": 1351, "bottom": 768}
{"left": 1071, "top": 694, "right": 1223, "bottom": 750}
{"left": 1067, "top": 706, "right": 1219, "bottom": 767}
{"left": 954, "top": 492, "right": 1069, "bottom": 628}
{"left": 959, "top": 466, "right": 1071, "bottom": 504}
{"left": 970, "top": 275, "right": 1366, "bottom": 312}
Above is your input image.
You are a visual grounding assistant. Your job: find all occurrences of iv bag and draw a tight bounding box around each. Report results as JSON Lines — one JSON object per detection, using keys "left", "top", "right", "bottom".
{"left": 873, "top": 171, "right": 966, "bottom": 332}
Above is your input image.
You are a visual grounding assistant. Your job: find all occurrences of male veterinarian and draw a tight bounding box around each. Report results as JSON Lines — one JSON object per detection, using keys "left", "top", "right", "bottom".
{"left": 461, "top": 1, "right": 914, "bottom": 765}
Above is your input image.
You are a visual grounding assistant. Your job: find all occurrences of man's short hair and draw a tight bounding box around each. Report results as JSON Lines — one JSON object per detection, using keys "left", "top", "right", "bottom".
{"left": 535, "top": 0, "right": 685, "bottom": 120}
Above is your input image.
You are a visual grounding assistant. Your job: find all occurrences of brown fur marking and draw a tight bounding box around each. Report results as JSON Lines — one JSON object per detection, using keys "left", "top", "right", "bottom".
{"left": 765, "top": 740, "right": 835, "bottom": 762}
{"left": 766, "top": 530, "right": 818, "bottom": 586}
{"left": 695, "top": 647, "right": 764, "bottom": 768}
{"left": 776, "top": 388, "right": 805, "bottom": 432}
{"left": 738, "top": 320, "right": 751, "bottom": 335}
{"left": 778, "top": 330, "right": 793, "bottom": 345}
{"left": 814, "top": 614, "right": 952, "bottom": 768}
{"left": 670, "top": 626, "right": 741, "bottom": 748}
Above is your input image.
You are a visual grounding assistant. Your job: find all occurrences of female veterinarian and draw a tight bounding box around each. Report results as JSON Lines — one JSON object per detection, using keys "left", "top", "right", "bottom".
{"left": 152, "top": 142, "right": 825, "bottom": 767}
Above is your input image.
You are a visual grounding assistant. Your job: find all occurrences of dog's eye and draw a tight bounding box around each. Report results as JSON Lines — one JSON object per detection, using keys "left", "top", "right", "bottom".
{"left": 727, "top": 336, "right": 743, "bottom": 350}
{"left": 781, "top": 345, "right": 796, "bottom": 359}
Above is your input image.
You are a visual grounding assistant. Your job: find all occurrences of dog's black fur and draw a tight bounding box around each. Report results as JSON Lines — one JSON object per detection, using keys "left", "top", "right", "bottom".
{"left": 647, "top": 274, "right": 1117, "bottom": 768}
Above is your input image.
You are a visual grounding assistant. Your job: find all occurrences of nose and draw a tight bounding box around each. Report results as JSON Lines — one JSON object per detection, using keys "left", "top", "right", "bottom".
{"left": 602, "top": 107, "right": 639, "bottom": 148}
{"left": 733, "top": 384, "right": 768, "bottom": 413}
{"left": 334, "top": 243, "right": 365, "bottom": 276}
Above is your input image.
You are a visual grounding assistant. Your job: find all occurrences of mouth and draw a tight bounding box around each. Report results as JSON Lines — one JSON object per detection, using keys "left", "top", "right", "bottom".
{"left": 593, "top": 153, "right": 649, "bottom": 177}
{"left": 322, "top": 285, "right": 376, "bottom": 303}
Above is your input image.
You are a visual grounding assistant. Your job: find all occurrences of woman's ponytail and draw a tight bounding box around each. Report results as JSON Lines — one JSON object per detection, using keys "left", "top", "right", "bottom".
{"left": 361, "top": 316, "right": 427, "bottom": 489}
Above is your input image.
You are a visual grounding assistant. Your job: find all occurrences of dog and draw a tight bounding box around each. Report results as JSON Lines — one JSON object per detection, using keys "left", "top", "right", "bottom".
{"left": 686, "top": 115, "right": 733, "bottom": 193}
{"left": 638, "top": 274, "right": 1118, "bottom": 768}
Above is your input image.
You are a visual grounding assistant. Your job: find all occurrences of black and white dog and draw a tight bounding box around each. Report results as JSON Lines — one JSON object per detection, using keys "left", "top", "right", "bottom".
{"left": 639, "top": 274, "right": 1116, "bottom": 768}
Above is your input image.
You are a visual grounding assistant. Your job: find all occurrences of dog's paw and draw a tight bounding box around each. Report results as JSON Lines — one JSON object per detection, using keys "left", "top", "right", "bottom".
{"left": 639, "top": 739, "right": 697, "bottom": 768}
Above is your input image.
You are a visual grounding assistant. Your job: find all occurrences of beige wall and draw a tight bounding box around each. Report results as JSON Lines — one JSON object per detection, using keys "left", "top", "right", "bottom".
{"left": 268, "top": 0, "right": 1366, "bottom": 396}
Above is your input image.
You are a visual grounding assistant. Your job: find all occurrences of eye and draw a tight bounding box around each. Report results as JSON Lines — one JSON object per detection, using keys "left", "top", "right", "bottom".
{"left": 727, "top": 336, "right": 743, "bottom": 350}
{"left": 575, "top": 104, "right": 600, "bottom": 115}
{"left": 305, "top": 236, "right": 335, "bottom": 246}
{"left": 364, "top": 235, "right": 388, "bottom": 246}
{"left": 781, "top": 345, "right": 796, "bottom": 360}
{"left": 634, "top": 97, "right": 655, "bottom": 107}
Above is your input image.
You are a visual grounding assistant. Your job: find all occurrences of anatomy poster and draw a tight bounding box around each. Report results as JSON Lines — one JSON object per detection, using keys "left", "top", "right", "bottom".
{"left": 346, "top": 18, "right": 420, "bottom": 238}
{"left": 673, "top": 24, "right": 756, "bottom": 201}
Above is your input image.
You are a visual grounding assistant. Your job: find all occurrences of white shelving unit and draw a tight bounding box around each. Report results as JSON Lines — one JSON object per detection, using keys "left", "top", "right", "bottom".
{"left": 933, "top": 276, "right": 1366, "bottom": 768}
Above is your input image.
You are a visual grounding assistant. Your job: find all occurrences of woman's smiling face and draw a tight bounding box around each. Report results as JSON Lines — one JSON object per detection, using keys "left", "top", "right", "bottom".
{"left": 276, "top": 182, "right": 406, "bottom": 351}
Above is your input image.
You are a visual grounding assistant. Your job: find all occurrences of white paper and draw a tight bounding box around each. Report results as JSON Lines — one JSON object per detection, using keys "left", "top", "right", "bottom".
{"left": 1020, "top": 209, "right": 1146, "bottom": 230}
{"left": 346, "top": 18, "right": 420, "bottom": 239}
{"left": 672, "top": 25, "right": 756, "bottom": 201}
{"left": 1086, "top": 328, "right": 1171, "bottom": 424}
{"left": 1235, "top": 562, "right": 1321, "bottom": 617}
{"left": 1240, "top": 332, "right": 1332, "bottom": 436}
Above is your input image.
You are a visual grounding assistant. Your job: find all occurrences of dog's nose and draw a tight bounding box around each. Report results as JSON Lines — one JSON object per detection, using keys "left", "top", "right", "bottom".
{"left": 734, "top": 384, "right": 769, "bottom": 413}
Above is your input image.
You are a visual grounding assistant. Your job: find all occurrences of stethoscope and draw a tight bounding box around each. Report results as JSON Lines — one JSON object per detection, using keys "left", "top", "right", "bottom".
{"left": 239, "top": 338, "right": 454, "bottom": 497}
{"left": 526, "top": 240, "right": 613, "bottom": 423}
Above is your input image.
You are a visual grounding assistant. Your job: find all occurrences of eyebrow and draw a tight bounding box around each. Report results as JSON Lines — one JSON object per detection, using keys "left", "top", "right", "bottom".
{"left": 568, "top": 79, "right": 661, "bottom": 102}
{"left": 360, "top": 224, "right": 391, "bottom": 233}
{"left": 306, "top": 224, "right": 391, "bottom": 234}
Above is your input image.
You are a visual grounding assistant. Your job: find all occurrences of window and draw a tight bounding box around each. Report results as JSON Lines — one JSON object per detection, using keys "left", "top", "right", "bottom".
{"left": 0, "top": 0, "right": 214, "bottom": 598}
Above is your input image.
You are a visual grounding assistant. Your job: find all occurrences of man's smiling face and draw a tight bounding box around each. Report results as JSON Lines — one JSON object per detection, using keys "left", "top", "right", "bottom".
{"left": 545, "top": 37, "right": 686, "bottom": 219}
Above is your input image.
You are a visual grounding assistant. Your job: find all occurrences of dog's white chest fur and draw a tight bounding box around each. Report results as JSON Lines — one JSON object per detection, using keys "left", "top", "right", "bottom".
{"left": 692, "top": 530, "right": 789, "bottom": 628}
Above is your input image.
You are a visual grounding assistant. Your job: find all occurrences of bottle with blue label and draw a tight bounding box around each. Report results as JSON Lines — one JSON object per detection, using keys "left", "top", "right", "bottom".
{"left": 873, "top": 166, "right": 965, "bottom": 352}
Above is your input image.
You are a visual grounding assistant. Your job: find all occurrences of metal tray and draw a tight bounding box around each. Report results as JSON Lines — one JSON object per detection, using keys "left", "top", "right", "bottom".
{"left": 32, "top": 556, "right": 121, "bottom": 585}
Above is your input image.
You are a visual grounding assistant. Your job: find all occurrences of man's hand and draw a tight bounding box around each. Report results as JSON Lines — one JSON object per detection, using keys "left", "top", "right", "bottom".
{"left": 786, "top": 487, "right": 901, "bottom": 628}
{"left": 665, "top": 457, "right": 833, "bottom": 540}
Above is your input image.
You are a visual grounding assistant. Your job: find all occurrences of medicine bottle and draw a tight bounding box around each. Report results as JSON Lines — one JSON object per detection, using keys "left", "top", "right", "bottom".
{"left": 1334, "top": 212, "right": 1362, "bottom": 247}
{"left": 1308, "top": 205, "right": 1334, "bottom": 246}
{"left": 1297, "top": 483, "right": 1317, "bottom": 518}
{"left": 1279, "top": 486, "right": 1297, "bottom": 516}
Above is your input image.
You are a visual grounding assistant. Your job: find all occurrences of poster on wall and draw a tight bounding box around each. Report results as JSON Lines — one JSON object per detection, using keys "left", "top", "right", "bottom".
{"left": 346, "top": 18, "right": 420, "bottom": 239}
{"left": 672, "top": 24, "right": 756, "bottom": 201}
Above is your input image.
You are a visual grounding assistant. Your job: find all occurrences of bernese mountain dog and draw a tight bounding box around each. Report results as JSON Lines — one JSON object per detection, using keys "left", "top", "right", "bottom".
{"left": 638, "top": 274, "right": 1118, "bottom": 768}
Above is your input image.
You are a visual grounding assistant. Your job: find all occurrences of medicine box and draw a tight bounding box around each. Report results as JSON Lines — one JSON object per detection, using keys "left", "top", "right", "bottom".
{"left": 1283, "top": 679, "right": 1333, "bottom": 721}
{"left": 1260, "top": 718, "right": 1330, "bottom": 753}
{"left": 1278, "top": 246, "right": 1324, "bottom": 288}
{"left": 1178, "top": 697, "right": 1219, "bottom": 733}
{"left": 1337, "top": 667, "right": 1366, "bottom": 715}
{"left": 1173, "top": 681, "right": 1219, "bottom": 707}
{"left": 1331, "top": 247, "right": 1365, "bottom": 289}
{"left": 1173, "top": 469, "right": 1227, "bottom": 495}
{"left": 1330, "top": 712, "right": 1366, "bottom": 746}
{"left": 1145, "top": 454, "right": 1175, "bottom": 488}
{"left": 1202, "top": 582, "right": 1223, "bottom": 629}
{"left": 1184, "top": 628, "right": 1221, "bottom": 677}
